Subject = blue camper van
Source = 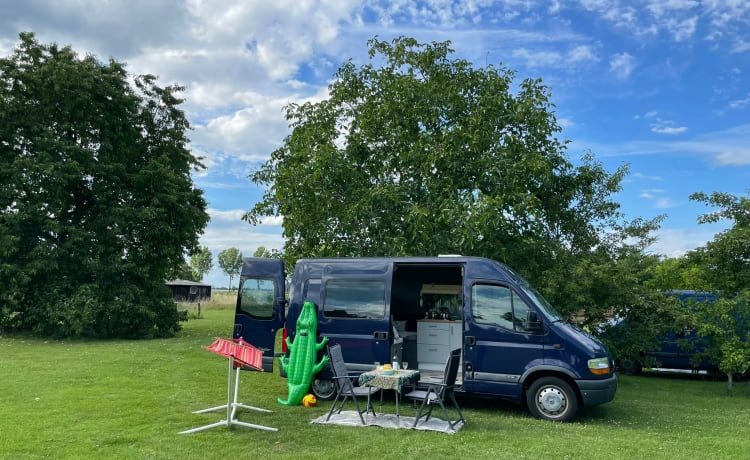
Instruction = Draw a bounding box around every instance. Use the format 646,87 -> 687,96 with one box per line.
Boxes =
610,290 -> 719,374
233,256 -> 617,422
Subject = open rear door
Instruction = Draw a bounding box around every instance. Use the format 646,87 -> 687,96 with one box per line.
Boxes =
233,257 -> 286,372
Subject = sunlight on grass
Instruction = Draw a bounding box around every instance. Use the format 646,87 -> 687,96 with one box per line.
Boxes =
2,307 -> 750,459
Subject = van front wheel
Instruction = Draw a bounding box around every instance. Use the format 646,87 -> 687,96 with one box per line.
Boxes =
311,378 -> 336,400
526,377 -> 578,422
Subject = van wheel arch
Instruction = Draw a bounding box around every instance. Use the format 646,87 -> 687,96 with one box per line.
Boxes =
524,374 -> 580,422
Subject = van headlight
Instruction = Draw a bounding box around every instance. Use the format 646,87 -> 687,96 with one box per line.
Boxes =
588,357 -> 611,375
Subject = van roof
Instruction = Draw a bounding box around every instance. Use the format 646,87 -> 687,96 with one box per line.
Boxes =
296,255 -> 491,264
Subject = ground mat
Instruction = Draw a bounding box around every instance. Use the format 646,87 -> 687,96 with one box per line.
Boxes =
310,410 -> 464,433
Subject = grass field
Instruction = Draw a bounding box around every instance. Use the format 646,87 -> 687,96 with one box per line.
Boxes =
2,301 -> 750,459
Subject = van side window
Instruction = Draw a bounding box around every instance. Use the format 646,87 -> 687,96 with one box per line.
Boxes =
239,278 -> 275,319
323,279 -> 386,319
304,279 -> 321,306
472,284 -> 532,332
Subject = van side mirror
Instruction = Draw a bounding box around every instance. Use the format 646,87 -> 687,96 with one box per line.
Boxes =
525,311 -> 542,333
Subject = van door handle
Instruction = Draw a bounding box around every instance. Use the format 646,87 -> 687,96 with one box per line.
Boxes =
374,331 -> 388,340
465,336 -> 476,346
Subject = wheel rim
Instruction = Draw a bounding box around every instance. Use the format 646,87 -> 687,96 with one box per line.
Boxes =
536,386 -> 567,417
311,378 -> 335,400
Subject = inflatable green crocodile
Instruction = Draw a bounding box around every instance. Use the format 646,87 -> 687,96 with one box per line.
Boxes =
278,301 -> 329,405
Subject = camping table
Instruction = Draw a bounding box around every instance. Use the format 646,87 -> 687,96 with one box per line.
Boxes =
358,369 -> 420,419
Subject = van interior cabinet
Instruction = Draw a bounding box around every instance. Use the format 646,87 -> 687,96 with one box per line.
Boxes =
417,320 -> 462,371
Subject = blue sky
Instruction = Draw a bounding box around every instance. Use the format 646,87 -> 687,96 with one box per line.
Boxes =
2,1 -> 749,288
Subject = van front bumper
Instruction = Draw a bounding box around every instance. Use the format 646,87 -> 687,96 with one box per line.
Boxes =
575,374 -> 618,407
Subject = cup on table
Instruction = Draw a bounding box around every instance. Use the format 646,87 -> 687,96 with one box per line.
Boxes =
374,361 -> 380,370
402,361 -> 409,370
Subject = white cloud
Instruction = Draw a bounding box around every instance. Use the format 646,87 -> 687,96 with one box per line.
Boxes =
666,15 -> 699,42
638,188 -> 679,209
714,149 -> 750,166
644,114 -> 688,135
197,104 -> 288,159
632,172 -> 664,181
189,84 -> 333,169
198,207 -> 285,287
703,0 -> 750,29
609,52 -> 636,79
639,188 -> 665,199
3,0 -> 750,279
575,0 -> 748,44
731,39 -> 750,54
572,123 -> 750,166
201,208 -> 284,253
558,117 -> 575,129
645,0 -> 699,17
651,124 -> 688,135
548,0 -> 562,15
568,44 -> 598,63
653,197 -> 680,209
509,44 -> 598,71
0,37 -> 15,56
728,94 -> 750,110
647,227 -> 723,258
511,48 -> 562,67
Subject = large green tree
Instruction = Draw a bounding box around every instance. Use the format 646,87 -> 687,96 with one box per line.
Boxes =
688,191 -> 750,293
217,247 -> 243,289
245,36 -> 657,321
605,192 -> 750,381
687,192 -> 750,386
0,33 -> 209,339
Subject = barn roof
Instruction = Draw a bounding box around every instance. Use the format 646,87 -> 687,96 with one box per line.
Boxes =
165,279 -> 211,287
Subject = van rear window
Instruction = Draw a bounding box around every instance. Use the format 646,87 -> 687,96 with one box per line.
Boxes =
323,279 -> 386,319
238,278 -> 275,319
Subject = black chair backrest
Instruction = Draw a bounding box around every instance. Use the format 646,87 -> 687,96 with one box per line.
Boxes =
328,344 -> 353,393
442,348 -> 461,393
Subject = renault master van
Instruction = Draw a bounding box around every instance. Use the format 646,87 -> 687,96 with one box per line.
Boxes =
233,256 -> 617,422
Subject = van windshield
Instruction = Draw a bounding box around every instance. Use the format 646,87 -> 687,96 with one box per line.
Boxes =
500,262 -> 563,322
520,284 -> 562,322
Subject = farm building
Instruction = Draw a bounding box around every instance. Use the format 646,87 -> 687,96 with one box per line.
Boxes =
166,280 -> 211,302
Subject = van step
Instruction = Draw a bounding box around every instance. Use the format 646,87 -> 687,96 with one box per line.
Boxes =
417,368 -> 463,386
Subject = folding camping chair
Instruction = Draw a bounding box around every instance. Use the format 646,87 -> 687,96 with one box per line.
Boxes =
404,348 -> 465,430
326,344 -> 379,425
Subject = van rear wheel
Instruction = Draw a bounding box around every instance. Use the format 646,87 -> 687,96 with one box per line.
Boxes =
526,376 -> 578,422
311,378 -> 336,400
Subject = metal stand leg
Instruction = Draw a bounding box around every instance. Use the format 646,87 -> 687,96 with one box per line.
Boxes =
180,355 -> 277,434
395,390 -> 400,420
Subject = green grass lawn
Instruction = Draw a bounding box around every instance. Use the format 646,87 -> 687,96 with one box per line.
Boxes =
2,307 -> 750,459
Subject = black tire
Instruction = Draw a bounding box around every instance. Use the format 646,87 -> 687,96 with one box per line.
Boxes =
617,357 -> 643,375
311,378 -> 336,400
526,376 -> 579,422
